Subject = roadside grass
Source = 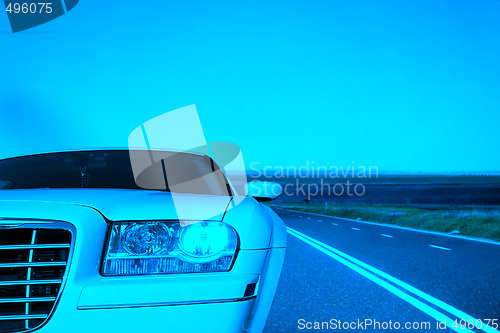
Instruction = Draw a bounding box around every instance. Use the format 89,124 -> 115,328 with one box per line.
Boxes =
266,202 -> 500,242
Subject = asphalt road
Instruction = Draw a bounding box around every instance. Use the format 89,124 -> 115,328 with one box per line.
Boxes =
264,209 -> 500,333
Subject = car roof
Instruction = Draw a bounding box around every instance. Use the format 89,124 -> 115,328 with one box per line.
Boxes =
0,147 -> 206,161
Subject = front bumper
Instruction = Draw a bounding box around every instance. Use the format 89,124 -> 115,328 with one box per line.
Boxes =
43,298 -> 257,332
42,250 -> 272,333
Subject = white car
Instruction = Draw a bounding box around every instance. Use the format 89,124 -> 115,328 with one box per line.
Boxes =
0,149 -> 286,333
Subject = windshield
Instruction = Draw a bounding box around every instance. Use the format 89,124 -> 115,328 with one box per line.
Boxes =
0,150 -> 231,196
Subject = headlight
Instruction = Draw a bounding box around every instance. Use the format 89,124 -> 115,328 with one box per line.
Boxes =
102,221 -> 238,276
122,222 -> 174,255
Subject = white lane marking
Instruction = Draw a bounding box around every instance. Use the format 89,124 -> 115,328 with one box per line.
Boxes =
287,227 -> 494,333
380,234 -> 394,238
318,220 -> 322,222
298,216 -> 302,218
307,217 -> 311,220
351,227 -> 360,231
277,208 -> 500,247
428,245 -> 451,251
331,223 -> 338,226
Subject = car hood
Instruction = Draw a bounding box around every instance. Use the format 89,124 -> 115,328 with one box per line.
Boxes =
0,188 -> 232,221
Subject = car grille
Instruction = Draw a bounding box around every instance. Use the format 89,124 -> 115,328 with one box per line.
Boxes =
0,227 -> 72,333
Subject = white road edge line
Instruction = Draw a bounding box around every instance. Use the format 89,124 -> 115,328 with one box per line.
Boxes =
380,234 -> 394,238
428,245 -> 451,251
331,223 -> 338,226
275,208 -> 500,246
287,227 -> 497,333
351,227 -> 360,231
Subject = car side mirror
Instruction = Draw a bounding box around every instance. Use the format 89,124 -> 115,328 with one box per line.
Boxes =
246,181 -> 282,202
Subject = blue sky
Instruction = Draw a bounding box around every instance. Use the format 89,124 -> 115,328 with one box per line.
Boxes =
1,0 -> 499,173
